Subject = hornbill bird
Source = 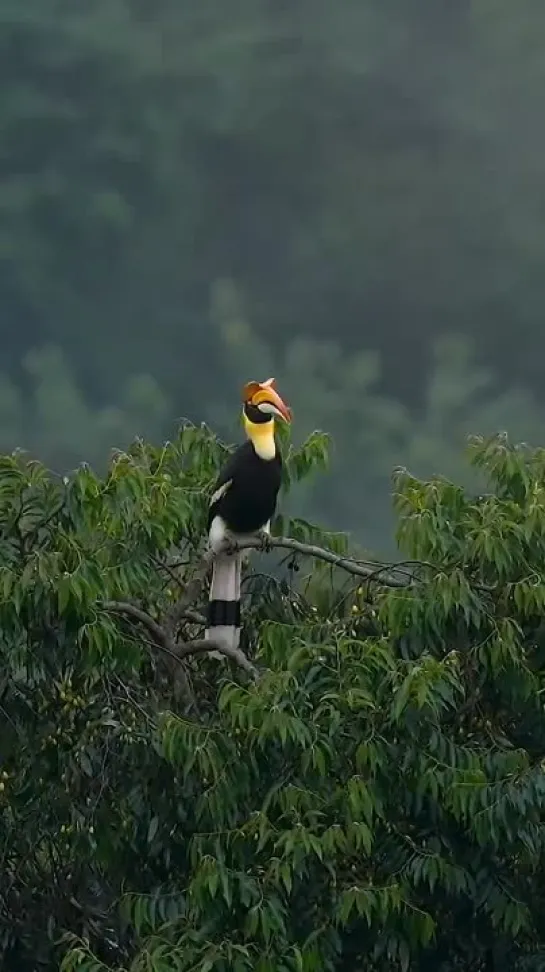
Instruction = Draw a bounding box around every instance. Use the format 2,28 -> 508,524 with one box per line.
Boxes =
205,378 -> 292,651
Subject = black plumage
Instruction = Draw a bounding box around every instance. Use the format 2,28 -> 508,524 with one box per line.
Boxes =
208,439 -> 282,535
205,382 -> 290,652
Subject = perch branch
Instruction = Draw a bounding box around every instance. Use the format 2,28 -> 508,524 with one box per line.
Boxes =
222,535 -> 411,588
103,532 -> 413,683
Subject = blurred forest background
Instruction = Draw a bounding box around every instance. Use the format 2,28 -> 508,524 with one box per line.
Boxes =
2,0 -> 545,553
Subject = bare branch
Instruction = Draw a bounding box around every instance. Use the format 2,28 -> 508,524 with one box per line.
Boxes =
178,608 -> 206,626
104,601 -> 171,651
164,554 -> 213,632
223,535 -> 411,588
103,529 -> 412,685
103,600 -> 195,705
177,638 -> 260,679
103,600 -> 258,679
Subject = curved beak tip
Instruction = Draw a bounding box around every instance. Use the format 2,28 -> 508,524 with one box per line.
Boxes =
273,395 -> 291,423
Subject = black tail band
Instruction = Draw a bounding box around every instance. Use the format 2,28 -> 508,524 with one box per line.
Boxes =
208,600 -> 241,628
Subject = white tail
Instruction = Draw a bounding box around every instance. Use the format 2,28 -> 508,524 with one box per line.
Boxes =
205,550 -> 242,654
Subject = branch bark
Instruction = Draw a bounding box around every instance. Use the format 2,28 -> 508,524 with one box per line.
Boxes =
104,532 -> 411,684
104,600 -> 259,679
224,534 -> 411,587
176,638 -> 259,678
104,601 -> 175,654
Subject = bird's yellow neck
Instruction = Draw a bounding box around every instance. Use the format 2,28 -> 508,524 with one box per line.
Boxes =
243,413 -> 276,460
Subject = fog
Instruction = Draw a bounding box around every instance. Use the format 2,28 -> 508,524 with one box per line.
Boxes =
1,0 -> 544,552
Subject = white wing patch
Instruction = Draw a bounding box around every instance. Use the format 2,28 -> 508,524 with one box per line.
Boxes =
210,479 -> 232,506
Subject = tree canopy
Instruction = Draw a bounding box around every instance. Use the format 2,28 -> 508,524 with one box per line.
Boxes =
2,426 -> 545,971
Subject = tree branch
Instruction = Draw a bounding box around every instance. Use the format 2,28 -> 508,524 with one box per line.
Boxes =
103,601 -> 258,679
176,638 -> 259,678
223,534 -> 411,587
103,531 -> 412,684
104,601 -> 172,652
178,607 -> 207,626
164,554 -> 212,632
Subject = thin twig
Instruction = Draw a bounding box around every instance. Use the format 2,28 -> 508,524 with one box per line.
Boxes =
151,553 -> 185,593
103,600 -> 195,704
164,553 -> 213,632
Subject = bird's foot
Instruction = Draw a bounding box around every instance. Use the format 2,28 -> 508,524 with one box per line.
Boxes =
257,528 -> 273,553
222,531 -> 239,556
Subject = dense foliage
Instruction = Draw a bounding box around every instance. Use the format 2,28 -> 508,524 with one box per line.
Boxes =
2,427 -> 545,971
